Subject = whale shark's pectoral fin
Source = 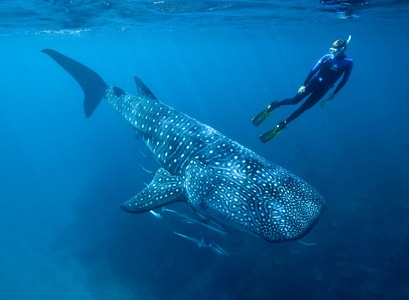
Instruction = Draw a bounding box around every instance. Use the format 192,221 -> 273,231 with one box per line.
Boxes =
121,168 -> 185,213
133,76 -> 158,103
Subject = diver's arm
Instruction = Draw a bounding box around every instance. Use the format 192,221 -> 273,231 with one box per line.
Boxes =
320,92 -> 335,107
321,73 -> 348,106
303,58 -> 323,85
332,69 -> 351,95
303,70 -> 316,86
299,68 -> 318,94
323,71 -> 350,105
321,61 -> 353,107
320,74 -> 348,107
298,71 -> 315,94
300,54 -> 329,92
333,59 -> 353,95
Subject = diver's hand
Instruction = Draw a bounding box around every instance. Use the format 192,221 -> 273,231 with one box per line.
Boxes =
320,93 -> 335,108
297,86 -> 306,94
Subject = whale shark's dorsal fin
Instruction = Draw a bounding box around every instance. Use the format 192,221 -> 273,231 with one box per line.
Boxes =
133,76 -> 158,103
121,168 -> 185,213
42,49 -> 108,118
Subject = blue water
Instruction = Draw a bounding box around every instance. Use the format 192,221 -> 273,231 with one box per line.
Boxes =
1,1 -> 409,299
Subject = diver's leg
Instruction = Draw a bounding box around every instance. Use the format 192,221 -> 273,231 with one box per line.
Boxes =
277,92 -> 306,106
284,89 -> 328,124
252,92 -> 307,127
259,88 -> 328,143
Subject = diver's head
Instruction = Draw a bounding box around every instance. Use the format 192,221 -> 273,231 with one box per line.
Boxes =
329,39 -> 347,58
329,35 -> 351,58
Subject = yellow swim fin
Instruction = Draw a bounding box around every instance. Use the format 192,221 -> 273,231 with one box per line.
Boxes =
259,121 -> 286,144
251,101 -> 279,127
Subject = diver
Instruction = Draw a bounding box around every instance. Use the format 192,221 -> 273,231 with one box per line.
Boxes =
252,36 -> 353,143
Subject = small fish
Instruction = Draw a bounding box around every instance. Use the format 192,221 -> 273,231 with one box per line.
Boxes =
140,165 -> 154,174
297,240 -> 317,246
135,148 -> 151,159
208,241 -> 229,256
173,231 -> 229,256
149,210 -> 163,219
162,207 -> 229,236
174,231 -> 207,248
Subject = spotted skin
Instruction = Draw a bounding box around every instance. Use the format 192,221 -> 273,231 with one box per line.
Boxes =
106,82 -> 325,242
43,50 -> 325,242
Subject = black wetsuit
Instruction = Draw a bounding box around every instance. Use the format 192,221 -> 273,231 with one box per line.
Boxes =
278,53 -> 353,124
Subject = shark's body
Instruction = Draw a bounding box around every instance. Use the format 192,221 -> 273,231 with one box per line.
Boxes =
43,49 -> 325,242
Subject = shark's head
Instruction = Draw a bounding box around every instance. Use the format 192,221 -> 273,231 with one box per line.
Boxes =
185,155 -> 325,243
253,167 -> 325,242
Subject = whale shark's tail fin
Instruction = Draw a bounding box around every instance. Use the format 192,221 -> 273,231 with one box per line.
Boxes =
42,49 -> 108,118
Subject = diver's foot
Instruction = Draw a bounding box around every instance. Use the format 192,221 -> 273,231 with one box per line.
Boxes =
259,120 -> 287,144
267,101 -> 279,113
251,101 -> 279,127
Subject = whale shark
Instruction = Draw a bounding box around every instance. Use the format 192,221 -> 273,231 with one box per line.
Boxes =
42,49 -> 325,242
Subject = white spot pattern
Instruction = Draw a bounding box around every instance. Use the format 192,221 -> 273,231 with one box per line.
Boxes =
105,85 -> 325,242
